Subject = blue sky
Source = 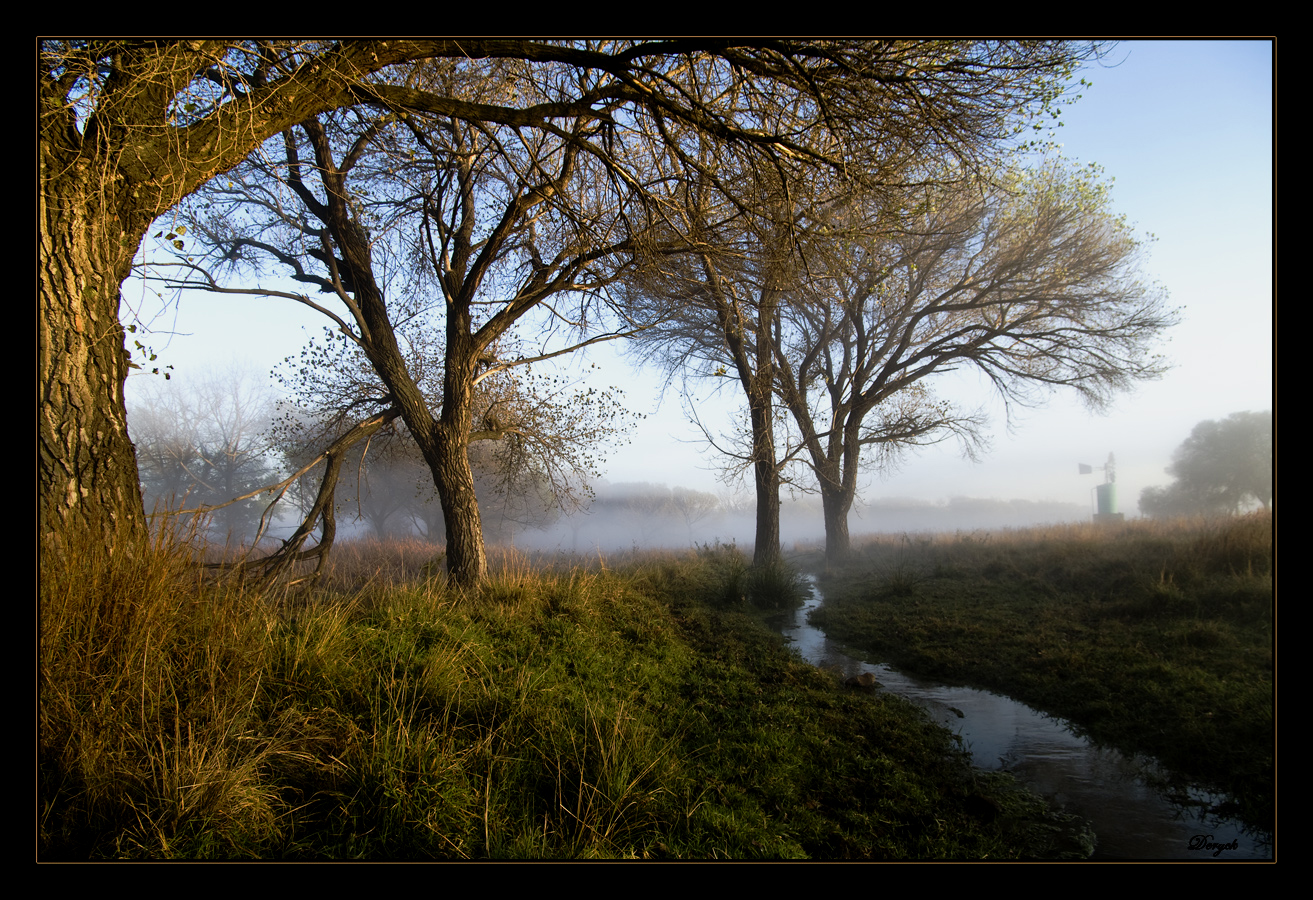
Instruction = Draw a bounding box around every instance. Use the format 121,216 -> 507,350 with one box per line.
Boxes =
122,40 -> 1275,518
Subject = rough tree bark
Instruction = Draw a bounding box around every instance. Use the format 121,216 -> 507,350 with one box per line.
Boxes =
433,333 -> 487,584
37,39 -> 572,557
39,144 -> 151,549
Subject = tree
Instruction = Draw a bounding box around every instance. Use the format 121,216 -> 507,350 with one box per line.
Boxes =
162,81 -> 640,583
41,39 -> 1103,573
670,487 -> 722,544
1140,411 -> 1272,517
624,160 -> 802,566
624,36 -> 1105,569
41,40 -> 456,552
773,160 -> 1178,562
127,364 -> 277,542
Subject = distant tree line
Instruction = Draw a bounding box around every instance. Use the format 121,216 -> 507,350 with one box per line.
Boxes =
129,365 -> 567,547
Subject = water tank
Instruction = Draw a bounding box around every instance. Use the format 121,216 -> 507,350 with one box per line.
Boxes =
1093,482 -> 1125,524
1096,482 -> 1117,516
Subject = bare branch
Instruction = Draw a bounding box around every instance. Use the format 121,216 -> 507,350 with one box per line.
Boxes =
225,408 -> 400,587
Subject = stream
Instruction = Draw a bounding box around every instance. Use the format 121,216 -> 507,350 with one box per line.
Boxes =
772,576 -> 1272,860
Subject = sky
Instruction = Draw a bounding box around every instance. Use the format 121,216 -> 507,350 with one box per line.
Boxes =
120,40 -> 1274,521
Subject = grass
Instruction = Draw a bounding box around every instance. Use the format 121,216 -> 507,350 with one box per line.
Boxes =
41,530 -> 1110,859
807,513 -> 1275,833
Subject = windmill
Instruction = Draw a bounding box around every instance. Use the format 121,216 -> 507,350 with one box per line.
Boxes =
1079,452 -> 1125,524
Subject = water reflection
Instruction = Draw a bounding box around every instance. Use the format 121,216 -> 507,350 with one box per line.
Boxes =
774,577 -> 1272,860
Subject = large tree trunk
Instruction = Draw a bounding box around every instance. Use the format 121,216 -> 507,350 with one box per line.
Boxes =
749,280 -> 785,570
425,335 -> 488,587
39,144 -> 150,554
37,41 -> 430,562
430,426 -> 487,586
708,261 -> 784,571
821,486 -> 854,564
353,336 -> 489,588
819,429 -> 862,565
749,398 -> 782,569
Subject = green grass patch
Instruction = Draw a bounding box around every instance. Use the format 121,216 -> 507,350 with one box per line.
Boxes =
41,534 -> 1094,859
809,514 -> 1274,832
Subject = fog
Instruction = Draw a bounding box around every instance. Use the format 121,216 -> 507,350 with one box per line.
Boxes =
478,487 -> 1094,556
173,475 -> 1092,555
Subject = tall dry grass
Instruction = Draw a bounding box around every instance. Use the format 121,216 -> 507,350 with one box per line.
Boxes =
38,530 -> 693,858
39,528 -> 325,857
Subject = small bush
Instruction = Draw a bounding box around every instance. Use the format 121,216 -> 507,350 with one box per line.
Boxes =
746,559 -> 806,610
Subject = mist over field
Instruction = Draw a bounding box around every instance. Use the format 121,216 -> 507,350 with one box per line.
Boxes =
218,480 -> 1091,556
497,489 -> 1092,555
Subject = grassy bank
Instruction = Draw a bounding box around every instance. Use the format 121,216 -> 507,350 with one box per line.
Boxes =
40,535 -> 1088,859
808,514 -> 1274,832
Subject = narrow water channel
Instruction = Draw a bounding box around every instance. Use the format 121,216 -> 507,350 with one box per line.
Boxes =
773,576 -> 1272,860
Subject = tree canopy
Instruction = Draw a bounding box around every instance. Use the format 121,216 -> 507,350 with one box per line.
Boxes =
158,70 -> 645,583
625,151 -> 1175,564
1140,411 -> 1273,517
772,160 -> 1177,560
40,39 -> 1106,582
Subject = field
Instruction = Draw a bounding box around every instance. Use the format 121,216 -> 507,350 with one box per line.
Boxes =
806,513 -> 1274,832
38,515 -> 1272,859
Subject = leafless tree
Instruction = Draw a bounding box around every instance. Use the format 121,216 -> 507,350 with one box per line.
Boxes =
670,487 -> 722,544
616,44 -> 1108,569
772,161 -> 1179,561
127,364 -> 278,543
623,162 -> 809,567
159,71 -> 641,584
